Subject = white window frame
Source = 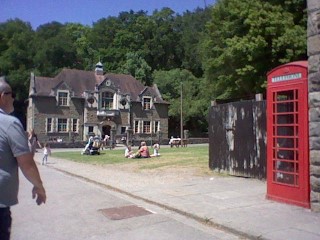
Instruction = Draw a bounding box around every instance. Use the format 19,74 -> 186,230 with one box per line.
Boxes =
143,121 -> 151,133
52,118 -> 56,132
134,120 -> 140,134
142,96 -> 152,110
72,118 -> 78,133
46,118 -> 53,133
88,126 -> 94,134
57,118 -> 68,133
57,90 -> 69,106
154,121 -> 160,133
101,91 -> 114,110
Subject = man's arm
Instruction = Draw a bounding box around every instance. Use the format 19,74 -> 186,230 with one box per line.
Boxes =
16,152 -> 46,205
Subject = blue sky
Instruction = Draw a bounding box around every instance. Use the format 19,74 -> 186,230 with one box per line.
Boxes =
0,0 -> 215,29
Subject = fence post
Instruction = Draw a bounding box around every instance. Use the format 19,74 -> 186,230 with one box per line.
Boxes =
211,100 -> 217,106
255,93 -> 263,101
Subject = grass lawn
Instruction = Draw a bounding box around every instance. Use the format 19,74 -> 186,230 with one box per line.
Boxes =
52,145 -> 214,175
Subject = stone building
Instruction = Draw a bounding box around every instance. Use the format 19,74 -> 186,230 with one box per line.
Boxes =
26,62 -> 169,144
308,0 -> 320,211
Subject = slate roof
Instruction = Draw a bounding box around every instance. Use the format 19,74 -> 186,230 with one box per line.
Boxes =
30,68 -> 167,103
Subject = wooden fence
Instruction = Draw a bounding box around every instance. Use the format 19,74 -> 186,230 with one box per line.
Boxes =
208,100 -> 267,179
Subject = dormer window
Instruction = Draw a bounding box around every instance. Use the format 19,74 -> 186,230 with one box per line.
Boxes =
142,97 -> 152,110
57,91 -> 69,106
101,92 -> 113,110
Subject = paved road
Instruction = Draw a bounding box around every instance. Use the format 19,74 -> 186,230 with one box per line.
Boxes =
11,163 -> 242,240
11,147 -> 320,240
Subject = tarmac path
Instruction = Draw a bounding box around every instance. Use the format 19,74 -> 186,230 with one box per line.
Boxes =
11,153 -> 244,240
11,147 -> 320,240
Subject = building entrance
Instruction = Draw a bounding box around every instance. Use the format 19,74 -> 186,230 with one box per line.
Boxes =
102,125 -> 111,138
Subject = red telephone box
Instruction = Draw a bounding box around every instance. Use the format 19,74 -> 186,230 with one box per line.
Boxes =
266,61 -> 310,208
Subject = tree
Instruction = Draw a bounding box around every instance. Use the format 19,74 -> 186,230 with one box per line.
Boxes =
121,52 -> 152,85
0,19 -> 35,100
148,8 -> 181,70
201,0 -> 307,100
90,11 -> 151,73
153,69 -> 207,136
174,8 -> 212,77
33,22 -> 78,76
65,23 -> 96,70
0,2 -> 307,136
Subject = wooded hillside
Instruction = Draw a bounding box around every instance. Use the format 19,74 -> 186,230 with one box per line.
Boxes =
0,0 -> 307,136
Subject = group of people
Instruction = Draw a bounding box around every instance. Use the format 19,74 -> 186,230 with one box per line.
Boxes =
125,141 -> 160,158
82,135 -> 161,159
0,79 -> 46,240
81,134 -> 111,155
1,76 -> 162,239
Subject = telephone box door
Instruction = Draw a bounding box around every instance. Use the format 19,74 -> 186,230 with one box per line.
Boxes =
266,61 -> 310,208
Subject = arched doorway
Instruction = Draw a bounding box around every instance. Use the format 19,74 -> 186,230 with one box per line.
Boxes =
102,125 -> 111,138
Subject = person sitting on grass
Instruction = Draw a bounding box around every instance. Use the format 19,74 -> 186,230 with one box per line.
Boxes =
124,145 -> 134,158
130,141 -> 150,158
150,141 -> 160,157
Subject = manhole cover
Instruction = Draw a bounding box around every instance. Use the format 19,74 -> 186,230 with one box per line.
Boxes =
99,205 -> 152,220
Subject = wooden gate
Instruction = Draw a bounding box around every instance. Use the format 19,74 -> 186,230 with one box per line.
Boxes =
208,100 -> 267,179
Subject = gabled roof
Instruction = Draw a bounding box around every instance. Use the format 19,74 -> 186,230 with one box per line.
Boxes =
30,68 -> 167,104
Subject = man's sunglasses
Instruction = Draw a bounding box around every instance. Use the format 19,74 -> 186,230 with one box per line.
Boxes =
3,92 -> 16,98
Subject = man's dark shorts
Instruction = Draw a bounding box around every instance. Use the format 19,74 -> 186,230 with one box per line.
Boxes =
0,207 -> 11,240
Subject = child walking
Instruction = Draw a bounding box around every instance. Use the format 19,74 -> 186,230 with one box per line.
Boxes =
42,143 -> 51,165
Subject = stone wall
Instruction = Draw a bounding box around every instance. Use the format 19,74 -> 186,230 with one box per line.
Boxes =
29,97 -> 84,143
131,102 -> 169,140
308,0 -> 320,211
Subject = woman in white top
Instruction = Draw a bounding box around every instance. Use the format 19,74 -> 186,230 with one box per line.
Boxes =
151,142 -> 160,157
125,145 -> 133,158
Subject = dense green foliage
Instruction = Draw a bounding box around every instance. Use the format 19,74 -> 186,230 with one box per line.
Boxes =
0,0 -> 306,135
201,0 -> 307,100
